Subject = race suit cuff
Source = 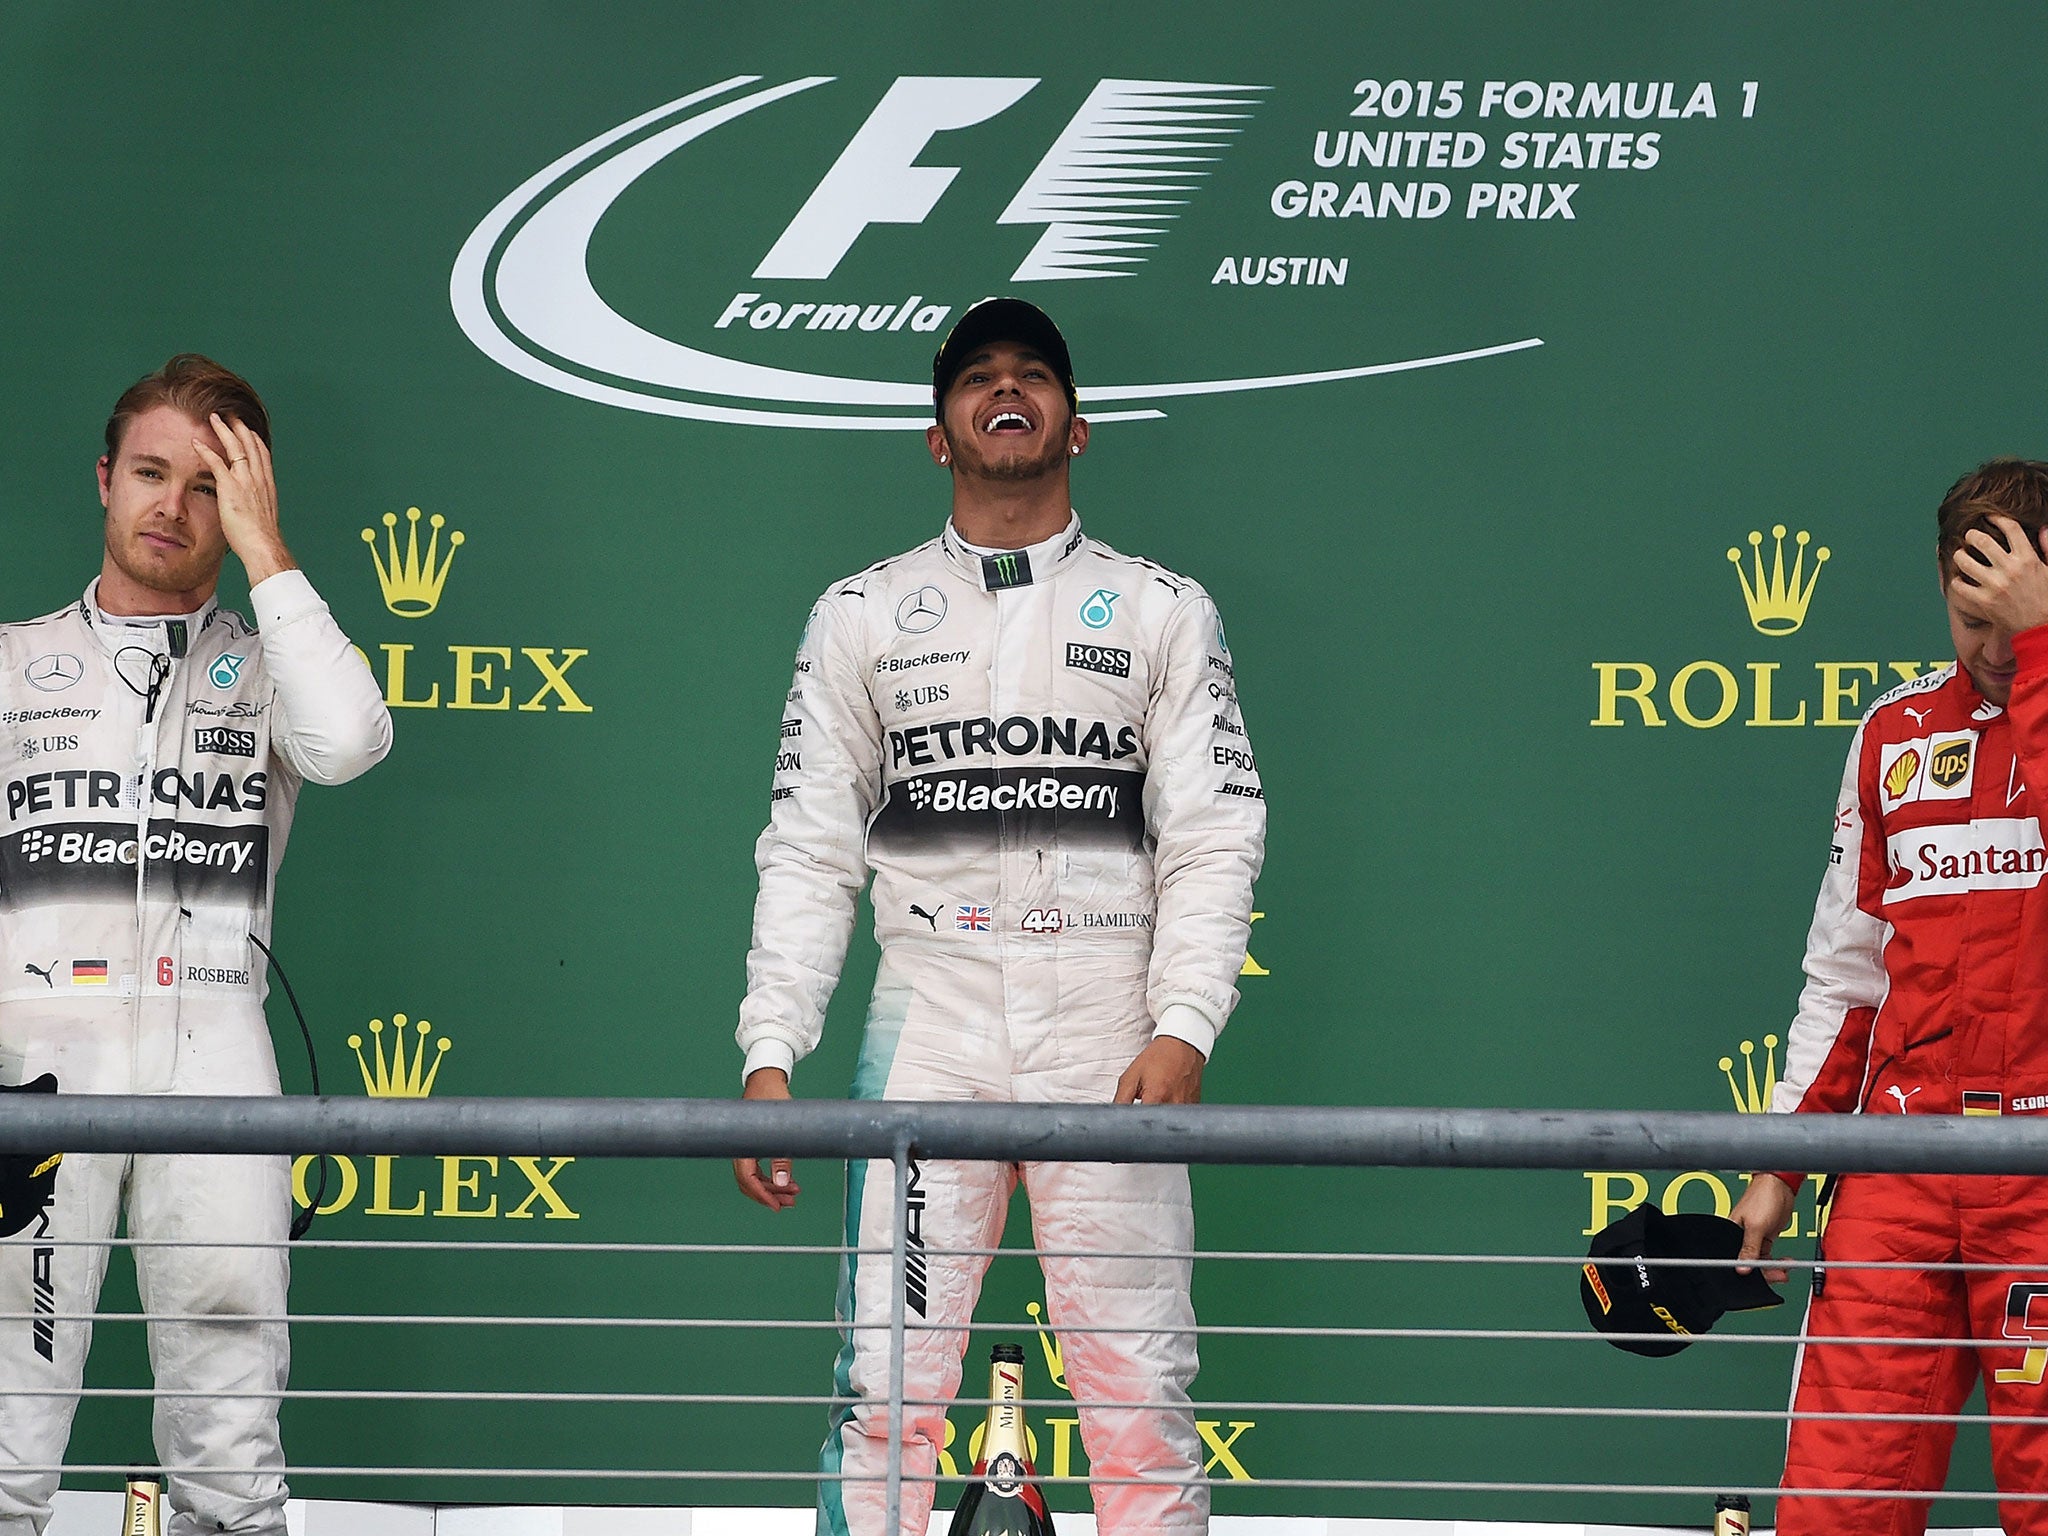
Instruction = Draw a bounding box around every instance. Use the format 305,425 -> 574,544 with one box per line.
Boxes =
1153,1003 -> 1218,1059
2013,624 -> 2048,673
250,569 -> 322,629
1767,1171 -> 1803,1194
741,1038 -> 797,1085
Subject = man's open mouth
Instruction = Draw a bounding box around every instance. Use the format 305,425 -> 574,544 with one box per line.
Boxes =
983,410 -> 1034,435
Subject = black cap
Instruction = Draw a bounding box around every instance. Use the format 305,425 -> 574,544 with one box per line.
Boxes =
1579,1204 -> 1782,1358
990,1343 -> 1025,1364
931,298 -> 1076,417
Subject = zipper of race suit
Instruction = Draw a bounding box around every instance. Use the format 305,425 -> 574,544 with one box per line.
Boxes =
134,645 -> 174,1024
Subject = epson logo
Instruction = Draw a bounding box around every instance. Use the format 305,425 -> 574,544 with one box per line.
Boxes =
1213,745 -> 1257,772
888,716 -> 1139,770
195,727 -> 257,758
1066,643 -> 1131,678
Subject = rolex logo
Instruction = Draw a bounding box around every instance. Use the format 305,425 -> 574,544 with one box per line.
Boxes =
350,1013 -> 453,1098
1728,526 -> 1828,636
1719,1034 -> 1779,1114
363,507 -> 465,618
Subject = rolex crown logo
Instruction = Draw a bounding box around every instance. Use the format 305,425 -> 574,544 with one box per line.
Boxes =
1719,1034 -> 1779,1114
1727,526 -> 1828,636
349,1013 -> 452,1098
1025,1300 -> 1068,1392
363,507 -> 465,618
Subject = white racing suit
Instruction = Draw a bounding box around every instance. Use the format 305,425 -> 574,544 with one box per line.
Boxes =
738,516 -> 1265,1536
0,573 -> 390,1536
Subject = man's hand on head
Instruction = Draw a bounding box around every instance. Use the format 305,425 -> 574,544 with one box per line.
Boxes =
1113,1036 -> 1206,1106
1948,515 -> 2048,634
189,413 -> 296,586
733,1067 -> 801,1211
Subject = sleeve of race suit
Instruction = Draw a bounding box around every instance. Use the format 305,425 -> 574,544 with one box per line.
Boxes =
1766,716 -> 1887,1190
735,594 -> 882,1085
1141,589 -> 1266,1059
252,570 -> 393,786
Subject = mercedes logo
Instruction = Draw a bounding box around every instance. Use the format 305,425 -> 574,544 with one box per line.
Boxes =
895,586 -> 948,635
24,654 -> 83,693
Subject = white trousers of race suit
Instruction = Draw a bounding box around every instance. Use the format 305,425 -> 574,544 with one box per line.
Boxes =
0,1003 -> 290,1536
818,942 -> 1204,1536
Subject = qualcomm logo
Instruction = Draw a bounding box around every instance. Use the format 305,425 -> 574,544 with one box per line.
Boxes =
452,74 -> 1543,430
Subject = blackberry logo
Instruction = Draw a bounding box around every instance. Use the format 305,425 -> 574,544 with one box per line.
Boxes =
20,831 -> 55,862
906,780 -> 934,809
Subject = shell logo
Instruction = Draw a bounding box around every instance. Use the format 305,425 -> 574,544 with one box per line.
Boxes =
1885,748 -> 1922,801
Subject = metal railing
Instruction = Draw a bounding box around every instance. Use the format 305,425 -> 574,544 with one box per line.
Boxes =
6,1096 -> 2048,1530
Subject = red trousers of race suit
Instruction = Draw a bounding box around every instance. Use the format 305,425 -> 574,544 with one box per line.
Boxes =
1778,1160 -> 2048,1534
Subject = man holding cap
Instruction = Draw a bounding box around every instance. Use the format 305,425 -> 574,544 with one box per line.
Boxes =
1730,459 -> 2048,1533
733,299 -> 1265,1535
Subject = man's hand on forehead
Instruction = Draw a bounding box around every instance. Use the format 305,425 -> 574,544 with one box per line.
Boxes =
1948,514 -> 2048,632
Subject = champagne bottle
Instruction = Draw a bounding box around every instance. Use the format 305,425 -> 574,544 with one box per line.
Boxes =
121,1473 -> 164,1536
946,1344 -> 1056,1536
1712,1493 -> 1751,1535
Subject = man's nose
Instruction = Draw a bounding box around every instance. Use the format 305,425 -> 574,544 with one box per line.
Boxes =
1988,631 -> 2017,668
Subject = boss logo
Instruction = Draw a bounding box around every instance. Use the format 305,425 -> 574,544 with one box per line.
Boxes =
1065,643 -> 1131,678
195,727 -> 258,758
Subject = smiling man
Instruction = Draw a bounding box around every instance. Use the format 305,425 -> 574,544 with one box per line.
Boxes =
733,299 -> 1265,1535
1731,458 -> 2048,1534
0,355 -> 390,1536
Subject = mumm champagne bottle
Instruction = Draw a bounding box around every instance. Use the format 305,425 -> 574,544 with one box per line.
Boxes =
1712,1493 -> 1751,1535
946,1344 -> 1056,1536
121,1473 -> 164,1536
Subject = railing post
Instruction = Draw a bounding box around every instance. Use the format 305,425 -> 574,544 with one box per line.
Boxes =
886,1134 -> 911,1535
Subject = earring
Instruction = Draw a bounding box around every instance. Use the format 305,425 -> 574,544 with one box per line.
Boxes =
939,453 -> 949,464
1070,445 -> 1080,455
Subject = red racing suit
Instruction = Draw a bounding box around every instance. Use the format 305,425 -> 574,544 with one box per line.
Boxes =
1770,629 -> 2048,1534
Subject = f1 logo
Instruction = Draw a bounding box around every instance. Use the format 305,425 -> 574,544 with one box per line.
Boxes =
754,77 -> 1265,283
1996,1282 -> 2048,1385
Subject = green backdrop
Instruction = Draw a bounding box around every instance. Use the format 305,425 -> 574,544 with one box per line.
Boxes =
2,3 -> 2039,1525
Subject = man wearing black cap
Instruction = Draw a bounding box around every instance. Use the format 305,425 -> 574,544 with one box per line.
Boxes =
733,298 -> 1265,1535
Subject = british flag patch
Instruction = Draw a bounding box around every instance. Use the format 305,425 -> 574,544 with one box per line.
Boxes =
955,905 -> 992,932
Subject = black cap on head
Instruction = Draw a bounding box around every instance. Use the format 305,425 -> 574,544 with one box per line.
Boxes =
932,298 -> 1076,418
1579,1204 -> 1782,1358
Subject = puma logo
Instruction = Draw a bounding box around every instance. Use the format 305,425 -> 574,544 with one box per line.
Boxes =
22,962 -> 53,989
1905,706 -> 1932,726
1885,1084 -> 1923,1112
908,904 -> 940,931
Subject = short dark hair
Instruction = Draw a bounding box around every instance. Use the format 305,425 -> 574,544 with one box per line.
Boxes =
1936,457 -> 2048,574
104,354 -> 270,463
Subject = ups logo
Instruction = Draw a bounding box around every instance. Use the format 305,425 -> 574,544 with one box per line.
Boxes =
1930,738 -> 1973,789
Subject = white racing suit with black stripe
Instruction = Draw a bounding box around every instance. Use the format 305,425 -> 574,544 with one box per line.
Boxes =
737,515 -> 1265,1536
0,573 -> 390,1536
